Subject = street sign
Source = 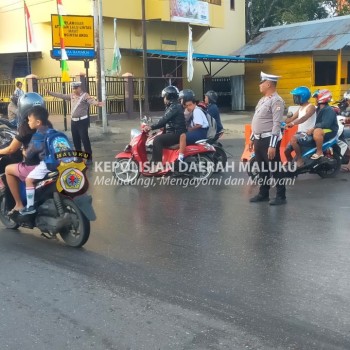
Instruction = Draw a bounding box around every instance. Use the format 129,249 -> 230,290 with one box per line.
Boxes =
51,48 -> 96,60
51,15 -> 94,49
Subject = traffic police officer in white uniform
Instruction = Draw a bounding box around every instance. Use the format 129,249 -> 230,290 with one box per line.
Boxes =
249,72 -> 287,205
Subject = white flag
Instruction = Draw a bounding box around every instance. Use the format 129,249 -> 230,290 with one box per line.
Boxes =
111,18 -> 122,75
187,26 -> 194,82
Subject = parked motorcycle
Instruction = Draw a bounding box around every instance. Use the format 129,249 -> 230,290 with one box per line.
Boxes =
0,172 -> 96,248
115,121 -> 216,185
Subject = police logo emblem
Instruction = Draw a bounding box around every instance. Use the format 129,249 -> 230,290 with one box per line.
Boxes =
56,161 -> 88,196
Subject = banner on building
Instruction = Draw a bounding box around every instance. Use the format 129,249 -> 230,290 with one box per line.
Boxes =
170,0 -> 209,25
187,26 -> 194,82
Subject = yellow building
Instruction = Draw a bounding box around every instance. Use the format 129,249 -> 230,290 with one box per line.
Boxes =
0,0 -> 249,109
234,16 -> 350,109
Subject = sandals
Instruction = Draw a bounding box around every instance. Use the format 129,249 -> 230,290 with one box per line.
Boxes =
341,166 -> 350,173
310,153 -> 324,160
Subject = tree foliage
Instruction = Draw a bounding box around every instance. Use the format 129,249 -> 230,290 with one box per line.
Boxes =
245,0 -> 338,41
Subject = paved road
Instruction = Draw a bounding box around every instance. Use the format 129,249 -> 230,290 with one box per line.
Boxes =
0,117 -> 349,349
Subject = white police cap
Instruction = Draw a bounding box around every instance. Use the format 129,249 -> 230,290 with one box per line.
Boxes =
71,81 -> 82,88
260,71 -> 281,82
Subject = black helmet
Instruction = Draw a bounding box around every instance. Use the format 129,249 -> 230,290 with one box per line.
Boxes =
161,86 -> 179,101
18,92 -> 45,122
205,90 -> 218,103
179,89 -> 195,103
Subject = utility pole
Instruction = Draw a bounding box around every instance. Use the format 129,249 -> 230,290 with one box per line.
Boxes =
93,0 -> 101,120
141,0 -> 150,113
93,0 -> 108,132
97,0 -> 108,132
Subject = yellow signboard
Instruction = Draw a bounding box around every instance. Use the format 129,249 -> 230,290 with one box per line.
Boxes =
51,15 -> 94,49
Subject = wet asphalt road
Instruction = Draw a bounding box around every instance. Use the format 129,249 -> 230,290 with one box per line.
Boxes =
0,129 -> 350,350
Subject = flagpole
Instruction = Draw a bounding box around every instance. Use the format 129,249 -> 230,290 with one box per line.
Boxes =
56,0 -> 68,131
97,0 -> 108,133
23,1 -> 31,75
141,0 -> 149,113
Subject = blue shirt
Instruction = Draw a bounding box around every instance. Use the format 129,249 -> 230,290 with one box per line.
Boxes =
207,103 -> 223,132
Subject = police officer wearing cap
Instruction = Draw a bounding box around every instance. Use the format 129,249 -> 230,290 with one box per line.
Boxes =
47,82 -> 103,165
249,72 -> 287,205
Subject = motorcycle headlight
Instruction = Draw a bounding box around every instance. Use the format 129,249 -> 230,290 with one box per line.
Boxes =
130,128 -> 141,141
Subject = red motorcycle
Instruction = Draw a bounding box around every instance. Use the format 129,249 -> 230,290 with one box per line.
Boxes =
114,124 -> 216,185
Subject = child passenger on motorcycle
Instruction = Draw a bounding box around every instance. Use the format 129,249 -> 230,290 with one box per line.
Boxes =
177,98 -> 209,162
6,106 -> 51,215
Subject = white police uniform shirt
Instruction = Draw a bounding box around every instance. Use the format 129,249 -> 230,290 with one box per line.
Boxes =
251,92 -> 285,147
190,106 -> 209,128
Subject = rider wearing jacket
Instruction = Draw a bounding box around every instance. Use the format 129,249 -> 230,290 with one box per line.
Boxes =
147,86 -> 186,171
204,90 -> 223,133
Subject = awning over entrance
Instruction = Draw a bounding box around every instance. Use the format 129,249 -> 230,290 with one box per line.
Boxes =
123,49 -> 262,76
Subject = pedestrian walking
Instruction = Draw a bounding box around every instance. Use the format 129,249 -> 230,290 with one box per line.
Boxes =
47,81 -> 103,165
249,72 -> 287,205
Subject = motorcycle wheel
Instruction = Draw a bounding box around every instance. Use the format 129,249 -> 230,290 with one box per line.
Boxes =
187,154 -> 214,181
59,198 -> 90,248
317,152 -> 341,178
247,156 -> 259,180
0,194 -> 19,229
113,158 -> 140,185
213,146 -> 227,172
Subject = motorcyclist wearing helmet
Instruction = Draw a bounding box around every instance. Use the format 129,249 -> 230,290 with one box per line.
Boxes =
144,86 -> 186,172
6,106 -> 51,215
179,89 -> 195,125
177,97 -> 209,162
284,86 -> 316,162
204,90 -> 223,133
0,93 -> 48,189
179,89 -> 195,107
292,89 -> 338,167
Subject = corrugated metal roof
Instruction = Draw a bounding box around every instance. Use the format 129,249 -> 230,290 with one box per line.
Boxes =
233,15 -> 350,56
129,49 -> 262,62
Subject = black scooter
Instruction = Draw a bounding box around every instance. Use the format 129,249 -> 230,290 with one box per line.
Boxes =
0,172 -> 96,248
